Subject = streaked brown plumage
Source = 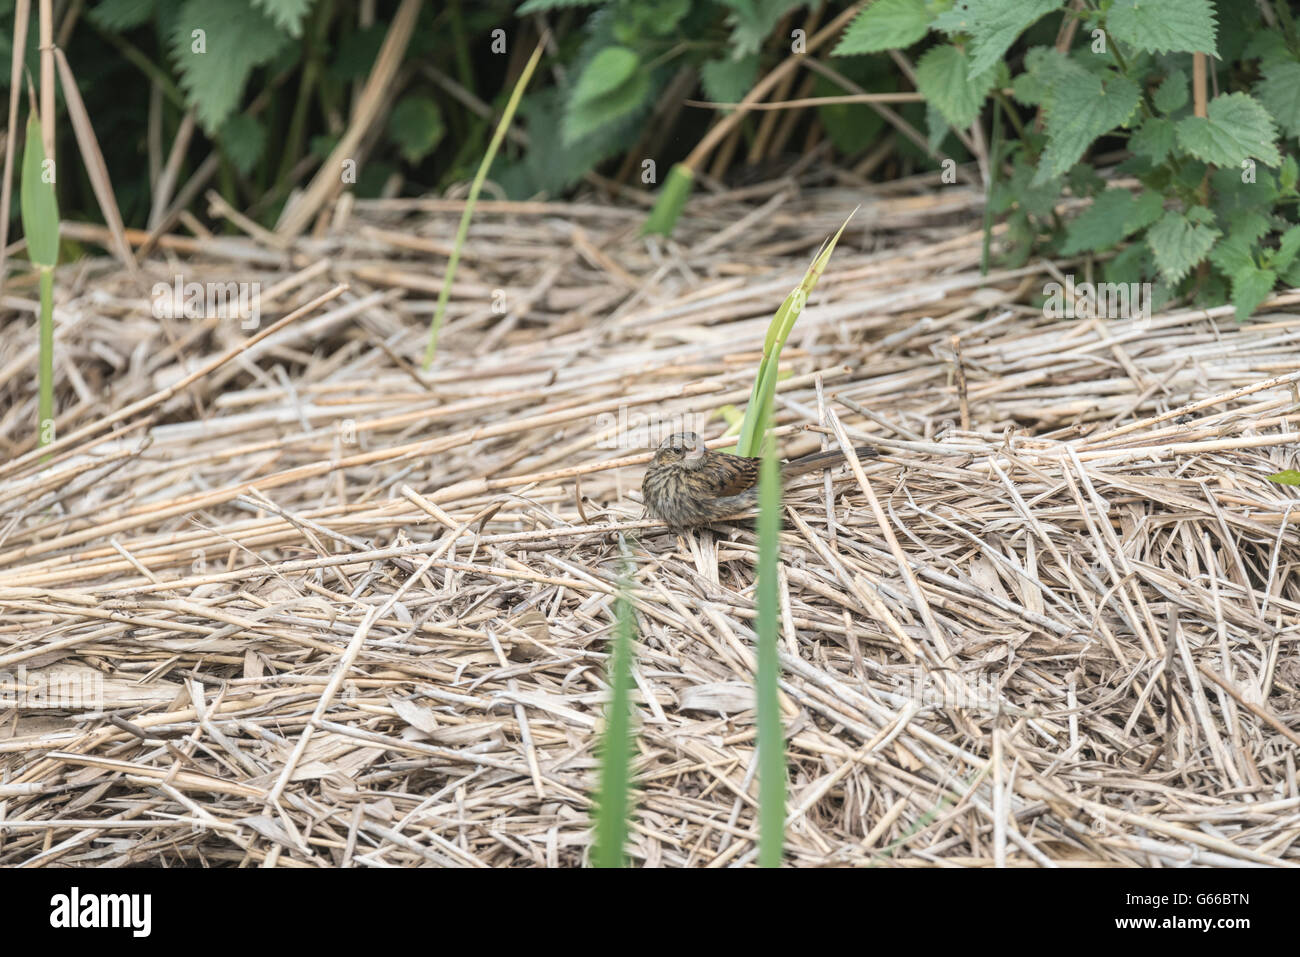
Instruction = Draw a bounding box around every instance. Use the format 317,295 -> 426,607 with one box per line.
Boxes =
641,431 -> 875,527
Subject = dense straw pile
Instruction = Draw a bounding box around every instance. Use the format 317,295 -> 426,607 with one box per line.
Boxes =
1,171 -> 1298,866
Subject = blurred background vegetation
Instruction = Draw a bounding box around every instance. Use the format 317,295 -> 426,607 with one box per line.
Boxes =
5,0 -> 1300,316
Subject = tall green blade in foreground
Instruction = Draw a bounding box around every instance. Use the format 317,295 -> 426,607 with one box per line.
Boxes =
591,545 -> 639,867
754,391 -> 785,867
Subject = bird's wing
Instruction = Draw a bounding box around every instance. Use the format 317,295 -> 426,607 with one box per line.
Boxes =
704,454 -> 761,497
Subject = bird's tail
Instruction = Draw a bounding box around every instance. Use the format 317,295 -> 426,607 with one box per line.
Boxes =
780,444 -> 876,478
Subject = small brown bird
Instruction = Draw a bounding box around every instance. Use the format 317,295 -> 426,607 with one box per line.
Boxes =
642,431 -> 875,527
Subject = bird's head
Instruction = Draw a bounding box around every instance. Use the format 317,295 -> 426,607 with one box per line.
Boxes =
652,431 -> 707,467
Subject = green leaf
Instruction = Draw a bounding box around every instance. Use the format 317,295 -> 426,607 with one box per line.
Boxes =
1062,189 -> 1137,255
1272,225 -> 1300,272
1105,241 -> 1151,284
1152,69 -> 1189,115
1106,0 -> 1217,55
1256,60 -> 1300,139
572,46 -> 640,105
1062,188 -> 1164,255
1127,190 -> 1165,232
1209,231 -> 1256,277
931,0 -> 1058,77
89,0 -> 159,30
1227,209 -> 1272,242
1146,209 -> 1219,284
721,0 -> 804,56
1230,265 -> 1276,318
1267,469 -> 1300,485
1130,116 -> 1175,163
701,54 -> 760,106
1036,69 -> 1141,184
170,0 -> 291,133
327,23 -> 386,83
218,113 -> 266,177
388,96 -> 446,165
1281,155 -> 1299,193
563,72 -> 650,144
498,88 -> 636,198
820,72 -> 887,153
1176,92 -> 1281,167
20,113 -> 60,268
1244,30 -> 1291,66
250,0 -> 312,37
834,0 -> 931,55
915,44 -> 995,129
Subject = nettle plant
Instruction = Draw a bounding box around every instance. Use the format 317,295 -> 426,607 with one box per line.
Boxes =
837,0 -> 1300,318
523,0 -> 1300,319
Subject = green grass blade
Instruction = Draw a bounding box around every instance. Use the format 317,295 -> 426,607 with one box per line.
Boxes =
591,547 -> 639,867
20,113 -> 59,268
641,163 -> 695,236
422,35 -> 547,369
37,268 -> 53,447
755,393 -> 785,867
21,112 -> 60,452
735,210 -> 855,457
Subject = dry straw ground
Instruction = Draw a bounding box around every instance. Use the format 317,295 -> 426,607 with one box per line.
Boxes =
1,171 -> 1299,866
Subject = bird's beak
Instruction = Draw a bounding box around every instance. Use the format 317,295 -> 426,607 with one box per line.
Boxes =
684,438 -> 706,463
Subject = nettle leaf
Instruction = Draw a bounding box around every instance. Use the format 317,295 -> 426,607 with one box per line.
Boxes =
1268,469 -> 1300,486
1176,92 -> 1281,167
1243,29 -> 1292,66
1128,191 -> 1165,232
328,23 -> 386,83
1227,209 -> 1272,242
218,112 -> 266,177
563,45 -> 650,144
1152,69 -> 1189,115
1256,60 -> 1300,140
389,96 -> 446,165
1106,0 -> 1217,55
930,0 -> 1058,78
819,73 -> 888,153
1130,116 -> 1175,162
1062,189 -> 1135,255
171,0 -> 291,134
1062,188 -> 1164,255
90,0 -> 159,31
1271,224 -> 1300,272
250,0 -> 312,38
721,0 -> 805,57
1105,241 -> 1150,284
1036,68 -> 1140,184
915,44 -> 995,129
1209,231 -> 1256,276
572,46 -> 640,104
496,88 -> 637,197
1281,156 -> 1299,193
701,54 -> 760,106
1147,208 -> 1220,284
834,0 -> 931,55
1230,265 -> 1276,318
